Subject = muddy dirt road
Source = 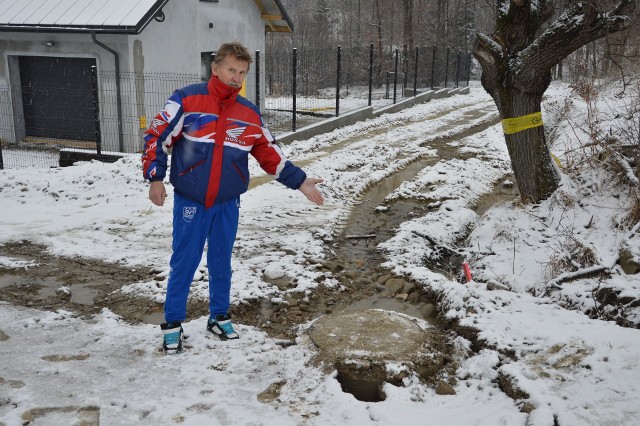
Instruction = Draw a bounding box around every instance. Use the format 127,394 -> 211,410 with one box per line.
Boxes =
0,99 -> 513,341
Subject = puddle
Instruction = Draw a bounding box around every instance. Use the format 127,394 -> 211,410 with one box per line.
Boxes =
21,406 -> 100,425
0,242 -> 153,321
474,177 -> 520,216
142,308 -> 165,325
0,273 -> 98,305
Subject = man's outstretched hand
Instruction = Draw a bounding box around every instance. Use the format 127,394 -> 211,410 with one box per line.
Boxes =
299,177 -> 324,206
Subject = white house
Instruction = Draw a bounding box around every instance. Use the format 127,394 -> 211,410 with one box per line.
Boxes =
0,0 -> 292,156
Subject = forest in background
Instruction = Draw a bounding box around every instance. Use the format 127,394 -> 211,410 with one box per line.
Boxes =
267,0 -> 640,83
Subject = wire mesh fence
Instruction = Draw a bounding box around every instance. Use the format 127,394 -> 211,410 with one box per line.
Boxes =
263,44 -> 472,134
0,44 -> 471,170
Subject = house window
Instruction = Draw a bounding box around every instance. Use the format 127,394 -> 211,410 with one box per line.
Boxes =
201,51 -> 215,81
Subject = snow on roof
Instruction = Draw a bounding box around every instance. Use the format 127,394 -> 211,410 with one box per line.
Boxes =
0,0 -> 169,34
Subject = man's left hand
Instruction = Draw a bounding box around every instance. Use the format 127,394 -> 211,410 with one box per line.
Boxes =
299,178 -> 324,206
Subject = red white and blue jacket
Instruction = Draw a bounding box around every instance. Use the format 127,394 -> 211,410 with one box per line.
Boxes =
142,75 -> 306,208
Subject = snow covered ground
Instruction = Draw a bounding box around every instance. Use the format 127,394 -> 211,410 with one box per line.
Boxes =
1,80 -> 639,425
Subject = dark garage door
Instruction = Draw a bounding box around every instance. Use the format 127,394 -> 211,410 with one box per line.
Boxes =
19,56 -> 97,142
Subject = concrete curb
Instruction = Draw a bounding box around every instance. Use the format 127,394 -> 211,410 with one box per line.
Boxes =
276,86 -> 470,145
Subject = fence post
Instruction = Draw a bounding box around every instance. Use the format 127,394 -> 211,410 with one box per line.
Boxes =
90,65 -> 102,156
0,139 -> 3,170
467,52 -> 472,86
255,50 -> 261,110
455,50 -> 461,88
336,45 -> 341,117
292,48 -> 297,132
430,45 -> 436,90
269,73 -> 272,96
368,43 -> 373,106
393,48 -> 399,104
444,48 -> 450,88
347,71 -> 350,97
413,46 -> 419,96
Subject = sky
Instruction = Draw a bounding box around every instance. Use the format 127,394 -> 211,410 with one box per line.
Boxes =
1,80 -> 639,426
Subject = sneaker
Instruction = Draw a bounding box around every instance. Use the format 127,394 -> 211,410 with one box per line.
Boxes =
161,321 -> 184,354
207,313 -> 239,340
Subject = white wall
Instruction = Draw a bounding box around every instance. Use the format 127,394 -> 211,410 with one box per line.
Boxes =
133,0 -> 266,76
129,0 -> 269,151
0,0 -> 272,151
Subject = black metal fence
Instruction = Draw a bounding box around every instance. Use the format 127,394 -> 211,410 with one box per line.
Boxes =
0,44 -> 471,170
263,44 -> 472,134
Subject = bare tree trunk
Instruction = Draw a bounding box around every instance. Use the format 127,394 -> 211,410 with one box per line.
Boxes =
403,0 -> 414,89
558,60 -> 563,80
436,0 -> 448,46
357,0 -> 361,38
473,0 -> 635,203
374,0 -> 384,81
592,41 -> 598,77
498,89 -> 560,202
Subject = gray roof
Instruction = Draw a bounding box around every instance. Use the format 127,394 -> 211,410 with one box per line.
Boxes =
0,0 -> 169,34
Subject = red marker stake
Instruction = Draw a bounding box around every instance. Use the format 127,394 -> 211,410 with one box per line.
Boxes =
462,262 -> 472,283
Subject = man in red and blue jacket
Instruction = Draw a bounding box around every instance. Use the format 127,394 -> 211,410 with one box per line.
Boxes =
142,42 -> 323,354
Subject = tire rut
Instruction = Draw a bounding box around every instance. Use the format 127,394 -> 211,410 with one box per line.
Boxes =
0,100 -> 512,342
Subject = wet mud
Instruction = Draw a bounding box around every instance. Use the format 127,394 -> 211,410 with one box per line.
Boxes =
0,101 -> 516,402
0,102 -> 511,342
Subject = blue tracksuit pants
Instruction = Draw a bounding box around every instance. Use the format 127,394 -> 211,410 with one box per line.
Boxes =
164,193 -> 239,323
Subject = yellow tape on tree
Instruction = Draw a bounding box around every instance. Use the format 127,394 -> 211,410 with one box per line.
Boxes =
501,111 -> 543,135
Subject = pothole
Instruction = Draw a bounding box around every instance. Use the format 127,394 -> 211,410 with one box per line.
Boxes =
308,309 -> 452,402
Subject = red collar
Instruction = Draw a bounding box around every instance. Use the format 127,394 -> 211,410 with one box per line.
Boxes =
208,75 -> 241,109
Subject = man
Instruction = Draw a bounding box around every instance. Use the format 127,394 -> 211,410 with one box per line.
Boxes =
142,42 -> 323,354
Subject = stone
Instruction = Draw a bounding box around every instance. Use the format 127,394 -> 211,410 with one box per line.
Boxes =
435,380 -> 456,395
345,270 -> 360,280
377,274 -> 392,285
257,381 -> 287,403
420,303 -> 436,319
406,291 -> 421,304
619,248 -> 640,274
285,294 -> 299,307
385,278 -> 406,295
402,281 -> 416,294
395,293 -> 409,302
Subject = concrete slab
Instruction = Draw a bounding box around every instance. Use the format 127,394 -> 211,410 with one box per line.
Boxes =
309,309 -> 428,362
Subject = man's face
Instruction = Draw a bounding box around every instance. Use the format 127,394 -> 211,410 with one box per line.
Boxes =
212,55 -> 249,88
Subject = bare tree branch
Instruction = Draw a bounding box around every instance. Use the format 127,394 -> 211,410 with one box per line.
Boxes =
514,0 -> 635,83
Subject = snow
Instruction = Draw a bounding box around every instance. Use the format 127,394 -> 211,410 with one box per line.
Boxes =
1,79 -> 639,425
